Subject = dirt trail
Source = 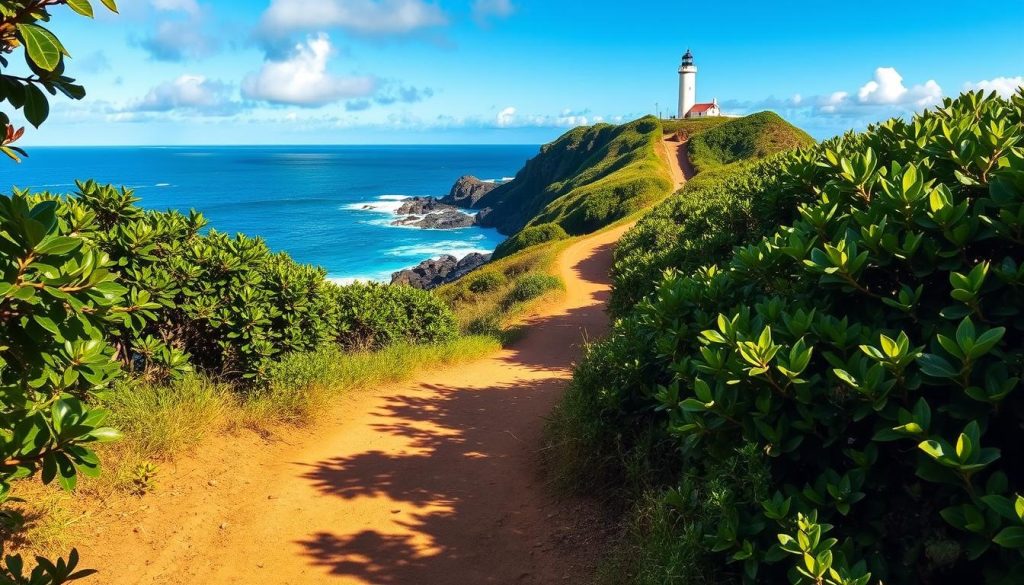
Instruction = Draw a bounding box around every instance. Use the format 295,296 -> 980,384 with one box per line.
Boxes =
80,222 -> 637,585
661,134 -> 695,189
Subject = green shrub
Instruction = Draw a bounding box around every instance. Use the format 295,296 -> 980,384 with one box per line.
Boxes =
493,223 -> 569,259
468,271 -> 507,293
557,91 -> 1024,584
501,273 -> 562,309
333,282 -> 457,350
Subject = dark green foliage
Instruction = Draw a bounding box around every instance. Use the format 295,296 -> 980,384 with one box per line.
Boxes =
501,273 -> 561,309
559,91 -> 1024,584
13,181 -> 458,384
0,191 -> 122,583
333,283 -> 457,350
493,223 -> 569,259
611,114 -> 815,314
473,116 -> 672,236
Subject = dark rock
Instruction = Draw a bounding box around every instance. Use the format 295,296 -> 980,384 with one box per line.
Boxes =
395,196 -> 455,215
391,252 -> 491,290
391,196 -> 478,229
441,175 -> 499,208
393,208 -> 477,229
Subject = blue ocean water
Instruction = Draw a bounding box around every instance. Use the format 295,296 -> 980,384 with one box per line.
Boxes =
0,146 -> 537,281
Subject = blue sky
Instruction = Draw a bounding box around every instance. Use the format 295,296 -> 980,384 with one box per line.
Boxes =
18,0 -> 1024,145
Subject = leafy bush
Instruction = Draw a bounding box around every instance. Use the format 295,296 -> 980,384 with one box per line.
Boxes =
0,192 -> 121,582
501,273 -> 561,309
467,271 -> 506,294
493,223 -> 569,259
333,283 -> 457,350
557,91 -> 1024,584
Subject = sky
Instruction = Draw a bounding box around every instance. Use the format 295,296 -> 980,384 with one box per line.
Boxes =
13,0 -> 1024,145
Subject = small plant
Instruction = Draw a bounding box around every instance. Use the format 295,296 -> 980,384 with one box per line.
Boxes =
468,271 -> 506,294
130,462 -> 159,496
501,273 -> 562,309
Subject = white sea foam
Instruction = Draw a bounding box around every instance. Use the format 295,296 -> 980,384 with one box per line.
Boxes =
385,240 -> 492,258
342,194 -> 409,214
155,183 -> 171,187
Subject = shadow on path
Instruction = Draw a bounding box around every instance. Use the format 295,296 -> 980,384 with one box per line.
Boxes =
293,235 -> 619,584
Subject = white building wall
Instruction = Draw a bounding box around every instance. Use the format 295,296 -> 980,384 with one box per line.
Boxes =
678,66 -> 696,118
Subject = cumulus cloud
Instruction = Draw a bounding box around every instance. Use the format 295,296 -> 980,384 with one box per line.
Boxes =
965,76 -> 1024,98
856,67 -> 942,107
472,0 -> 514,24
723,67 -> 943,121
496,106 -> 517,127
128,75 -> 239,116
241,34 -> 378,107
138,19 -> 220,62
259,0 -> 447,38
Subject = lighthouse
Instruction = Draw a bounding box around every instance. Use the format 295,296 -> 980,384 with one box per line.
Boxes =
678,49 -> 696,118
676,49 -> 720,119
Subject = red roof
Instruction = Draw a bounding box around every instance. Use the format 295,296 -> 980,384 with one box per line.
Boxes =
688,102 -> 718,114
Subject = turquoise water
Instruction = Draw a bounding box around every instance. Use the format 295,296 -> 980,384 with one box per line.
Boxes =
0,146 -> 537,281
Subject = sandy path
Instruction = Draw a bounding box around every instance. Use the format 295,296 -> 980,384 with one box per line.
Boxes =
80,222 -> 634,585
661,134 -> 695,189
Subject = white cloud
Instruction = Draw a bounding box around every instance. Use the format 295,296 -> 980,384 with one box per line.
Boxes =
259,0 -> 447,37
129,75 -> 238,116
241,34 -> 378,107
472,0 -> 514,23
496,106 -> 516,127
856,67 -> 941,108
151,0 -> 200,14
138,19 -> 220,61
494,107 -> 602,129
965,76 -> 1024,98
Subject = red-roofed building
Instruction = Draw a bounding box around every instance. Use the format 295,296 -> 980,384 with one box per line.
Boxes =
686,99 -> 720,118
677,50 -> 722,119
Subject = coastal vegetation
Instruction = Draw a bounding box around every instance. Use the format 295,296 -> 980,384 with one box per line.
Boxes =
545,91 -> 1024,584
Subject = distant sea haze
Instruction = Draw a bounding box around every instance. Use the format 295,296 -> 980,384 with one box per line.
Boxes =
0,145 -> 536,282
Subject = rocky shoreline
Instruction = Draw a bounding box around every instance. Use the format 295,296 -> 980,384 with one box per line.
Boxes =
388,176 -> 505,289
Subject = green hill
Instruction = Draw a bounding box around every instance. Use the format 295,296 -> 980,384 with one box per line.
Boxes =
476,116 -> 672,257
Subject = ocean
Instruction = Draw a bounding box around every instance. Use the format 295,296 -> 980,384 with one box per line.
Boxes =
0,145 -> 538,282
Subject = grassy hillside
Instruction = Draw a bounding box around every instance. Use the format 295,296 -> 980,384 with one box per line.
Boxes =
687,111 -> 814,173
545,91 -> 1024,584
611,112 -> 816,312
475,116 -> 673,257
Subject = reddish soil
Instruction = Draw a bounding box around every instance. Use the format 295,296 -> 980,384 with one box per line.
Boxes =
78,222 -> 637,584
661,134 -> 696,188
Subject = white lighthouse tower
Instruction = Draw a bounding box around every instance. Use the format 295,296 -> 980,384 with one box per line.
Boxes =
678,49 -> 697,118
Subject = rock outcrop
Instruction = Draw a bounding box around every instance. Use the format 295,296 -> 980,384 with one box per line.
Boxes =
390,196 -> 478,229
440,175 -> 499,207
395,196 -> 453,215
390,252 -> 491,289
